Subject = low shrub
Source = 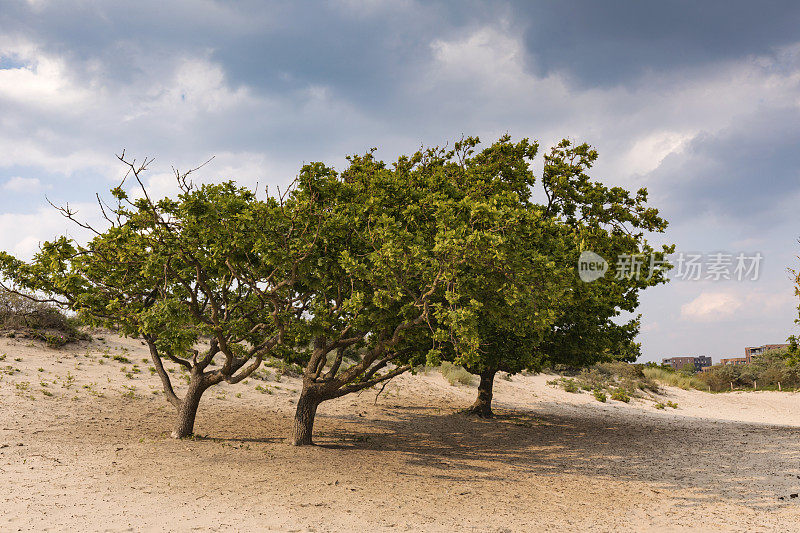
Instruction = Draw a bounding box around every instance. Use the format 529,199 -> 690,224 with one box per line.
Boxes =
549,362 -> 658,400
0,289 -> 88,347
439,362 -> 475,386
642,367 -> 705,390
547,377 -> 581,393
593,389 -> 607,402
694,351 -> 800,392
263,358 -> 303,378
610,388 -> 630,403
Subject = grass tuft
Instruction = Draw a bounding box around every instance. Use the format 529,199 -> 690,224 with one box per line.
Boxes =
643,367 -> 705,390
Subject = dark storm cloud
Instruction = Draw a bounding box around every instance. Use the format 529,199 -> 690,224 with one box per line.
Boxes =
0,0 -> 484,105
7,0 -> 799,106
652,108 -> 800,226
514,0 -> 800,87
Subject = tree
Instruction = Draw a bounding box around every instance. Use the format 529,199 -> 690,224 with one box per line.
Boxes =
282,141 -> 524,444
787,253 -> 800,366
0,155 -> 321,438
449,139 -> 672,416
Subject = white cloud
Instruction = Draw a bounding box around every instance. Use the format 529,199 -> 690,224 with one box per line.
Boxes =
681,292 -> 742,322
126,56 -> 255,121
0,203 -> 98,260
622,130 -> 693,176
2,176 -> 47,193
430,26 -> 530,89
0,42 -> 90,110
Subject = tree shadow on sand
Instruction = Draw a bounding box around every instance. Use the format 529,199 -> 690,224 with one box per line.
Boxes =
311,402 -> 800,510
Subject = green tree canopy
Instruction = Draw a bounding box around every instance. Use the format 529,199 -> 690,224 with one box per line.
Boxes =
0,156 -> 322,438
435,138 -> 673,416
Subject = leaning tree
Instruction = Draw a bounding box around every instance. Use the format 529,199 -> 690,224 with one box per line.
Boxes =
281,140 -> 529,445
0,155 -> 322,438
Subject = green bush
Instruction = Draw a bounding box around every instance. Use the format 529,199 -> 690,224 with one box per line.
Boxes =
439,362 -> 475,386
592,389 -> 607,402
610,388 -> 630,403
549,362 -> 658,399
694,352 -> 800,392
547,377 -> 581,393
642,367 -> 705,390
263,358 -> 303,378
0,289 -> 88,347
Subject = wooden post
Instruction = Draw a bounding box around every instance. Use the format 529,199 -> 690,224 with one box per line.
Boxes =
730,381 -> 733,391
779,381 -> 782,391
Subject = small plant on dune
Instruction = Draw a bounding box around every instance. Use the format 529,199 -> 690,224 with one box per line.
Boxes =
610,388 -> 630,403
2,365 -> 20,375
439,362 -> 475,386
250,368 -> 273,382
263,358 -> 303,379
654,402 -> 665,409
547,377 -> 581,393
593,389 -> 607,402
666,401 -> 678,409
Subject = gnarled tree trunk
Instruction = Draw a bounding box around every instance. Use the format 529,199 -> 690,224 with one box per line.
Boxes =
465,368 -> 497,418
291,388 -> 321,446
171,375 -> 206,439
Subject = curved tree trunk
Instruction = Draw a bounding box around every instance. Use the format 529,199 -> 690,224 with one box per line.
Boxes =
465,368 -> 497,418
171,376 -> 206,439
291,388 -> 321,446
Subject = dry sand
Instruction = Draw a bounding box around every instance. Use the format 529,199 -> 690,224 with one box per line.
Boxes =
2,334 -> 800,532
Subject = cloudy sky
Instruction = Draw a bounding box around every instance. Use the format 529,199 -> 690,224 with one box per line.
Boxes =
1,0 -> 799,362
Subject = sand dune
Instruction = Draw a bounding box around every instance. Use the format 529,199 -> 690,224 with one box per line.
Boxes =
2,334 -> 800,531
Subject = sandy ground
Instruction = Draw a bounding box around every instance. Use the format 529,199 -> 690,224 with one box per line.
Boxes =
2,334 -> 800,532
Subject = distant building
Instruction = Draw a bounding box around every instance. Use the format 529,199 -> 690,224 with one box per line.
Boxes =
744,343 -> 789,363
720,357 -> 747,366
662,356 -> 712,372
